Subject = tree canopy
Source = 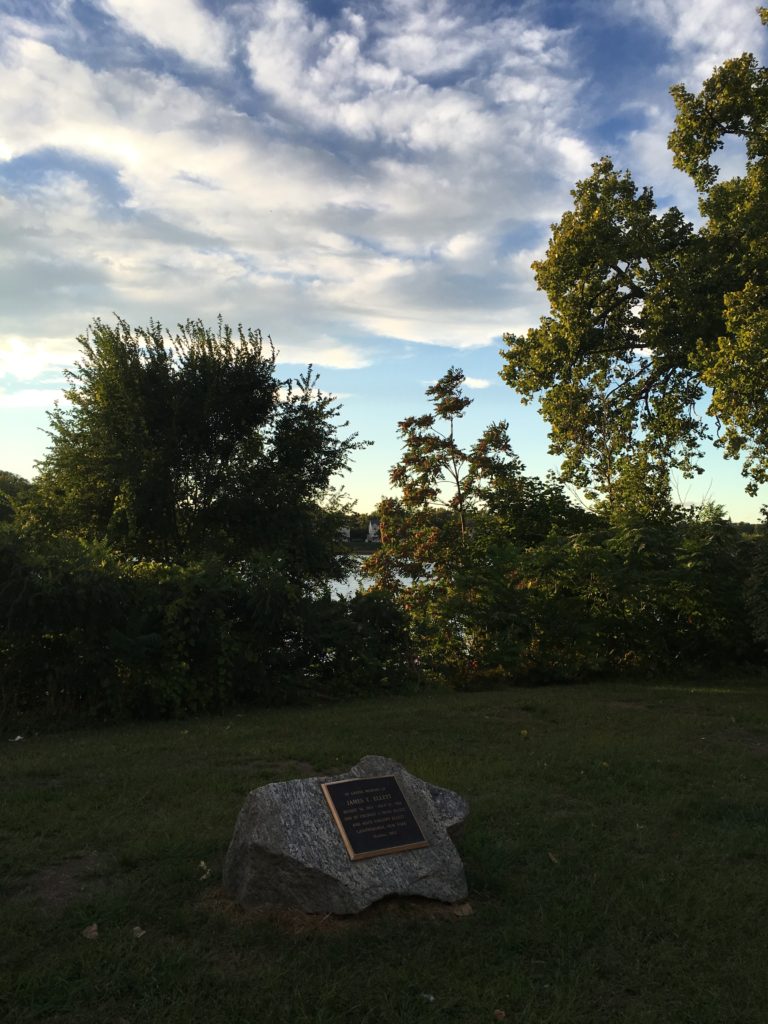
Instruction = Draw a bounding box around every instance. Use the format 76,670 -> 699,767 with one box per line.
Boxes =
0,470 -> 33,525
366,368 -> 592,681
501,8 -> 768,516
32,317 -> 364,583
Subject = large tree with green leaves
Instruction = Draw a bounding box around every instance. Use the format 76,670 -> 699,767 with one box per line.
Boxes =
32,317 -> 364,584
501,7 -> 768,516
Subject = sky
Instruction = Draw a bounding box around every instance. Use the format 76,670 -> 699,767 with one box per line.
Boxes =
0,0 -> 766,519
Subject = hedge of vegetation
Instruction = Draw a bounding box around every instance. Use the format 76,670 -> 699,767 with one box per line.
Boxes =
0,526 -> 412,724
3,505 -> 765,728
2,329 -> 767,728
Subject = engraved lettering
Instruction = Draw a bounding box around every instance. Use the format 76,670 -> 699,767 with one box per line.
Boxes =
321,775 -> 429,861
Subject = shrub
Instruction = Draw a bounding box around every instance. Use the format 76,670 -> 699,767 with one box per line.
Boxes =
745,528 -> 768,650
0,527 -> 409,727
368,517 -> 760,689
0,527 -> 129,722
516,520 -> 757,680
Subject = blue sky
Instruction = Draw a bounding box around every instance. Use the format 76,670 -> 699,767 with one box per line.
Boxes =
1,0 -> 765,518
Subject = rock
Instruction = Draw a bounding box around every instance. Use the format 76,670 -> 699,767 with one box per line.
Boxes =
223,755 -> 469,914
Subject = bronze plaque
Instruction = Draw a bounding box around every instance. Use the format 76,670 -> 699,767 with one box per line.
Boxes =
321,775 -> 429,861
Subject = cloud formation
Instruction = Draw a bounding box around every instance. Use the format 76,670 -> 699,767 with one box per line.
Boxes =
616,0 -> 762,81
94,0 -> 230,67
0,0 -> 594,378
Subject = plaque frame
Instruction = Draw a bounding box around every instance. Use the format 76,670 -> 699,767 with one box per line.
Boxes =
321,774 -> 429,861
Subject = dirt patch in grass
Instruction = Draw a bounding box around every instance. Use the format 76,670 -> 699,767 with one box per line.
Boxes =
200,887 -> 474,934
19,851 -> 107,912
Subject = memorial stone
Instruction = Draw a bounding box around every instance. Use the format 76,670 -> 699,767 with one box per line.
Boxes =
223,754 -> 469,914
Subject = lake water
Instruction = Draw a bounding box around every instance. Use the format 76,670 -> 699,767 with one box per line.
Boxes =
331,556 -> 416,600
332,559 -> 369,599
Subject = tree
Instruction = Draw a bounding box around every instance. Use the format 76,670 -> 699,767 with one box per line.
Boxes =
366,368 -> 587,682
32,317 -> 365,585
668,9 -> 768,493
501,8 -> 768,515
0,471 -> 33,524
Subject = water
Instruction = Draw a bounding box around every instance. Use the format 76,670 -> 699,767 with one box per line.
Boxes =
331,556 -> 415,600
332,557 -> 369,599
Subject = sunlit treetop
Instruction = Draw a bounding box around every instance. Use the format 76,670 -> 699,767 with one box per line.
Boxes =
501,6 -> 768,516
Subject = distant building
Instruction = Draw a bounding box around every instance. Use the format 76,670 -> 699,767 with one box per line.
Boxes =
366,517 -> 381,543
338,525 -> 351,542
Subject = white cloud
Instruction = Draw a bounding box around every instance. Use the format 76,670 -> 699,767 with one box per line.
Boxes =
0,0 -> 591,383
0,387 -> 68,409
245,2 -> 493,154
0,335 -> 74,380
244,0 -> 579,156
275,339 -> 372,369
613,0 -> 764,83
440,232 -> 488,262
556,136 -> 595,178
464,376 -> 490,389
94,0 -> 230,68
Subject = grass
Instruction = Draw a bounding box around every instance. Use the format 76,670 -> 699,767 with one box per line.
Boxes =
2,675 -> 768,1023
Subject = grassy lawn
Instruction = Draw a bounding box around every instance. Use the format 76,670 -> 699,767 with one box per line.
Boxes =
2,676 -> 768,1023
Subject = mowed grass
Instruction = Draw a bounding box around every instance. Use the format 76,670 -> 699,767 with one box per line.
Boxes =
2,676 -> 768,1024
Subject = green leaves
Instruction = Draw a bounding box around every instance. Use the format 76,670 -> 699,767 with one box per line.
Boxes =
501,158 -> 706,519
366,369 -> 590,685
501,7 -> 768,515
702,283 -> 768,492
32,317 -> 364,584
669,52 -> 768,192
668,29 -> 768,491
